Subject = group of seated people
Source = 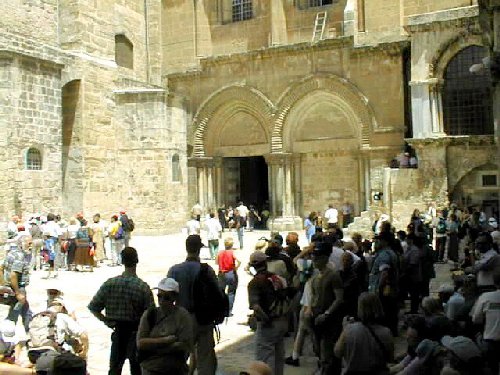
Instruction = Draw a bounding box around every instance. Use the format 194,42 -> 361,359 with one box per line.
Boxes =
0,283 -> 87,374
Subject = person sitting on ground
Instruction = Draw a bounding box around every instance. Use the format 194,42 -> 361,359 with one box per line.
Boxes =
137,278 -> 193,375
390,315 -> 427,374
334,292 -> 394,375
440,336 -> 487,375
421,296 -> 454,342
28,297 -> 89,369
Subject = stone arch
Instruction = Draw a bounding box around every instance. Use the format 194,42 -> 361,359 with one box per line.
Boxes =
449,162 -> 498,204
192,85 -> 275,157
430,33 -> 484,80
283,91 -> 362,152
272,75 -> 376,153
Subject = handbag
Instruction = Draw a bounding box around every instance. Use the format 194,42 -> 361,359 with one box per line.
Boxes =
60,240 -> 69,254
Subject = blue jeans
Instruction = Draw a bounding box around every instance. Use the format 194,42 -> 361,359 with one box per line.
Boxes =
109,322 -> 141,375
218,270 -> 238,314
237,227 -> 244,249
208,239 -> 219,260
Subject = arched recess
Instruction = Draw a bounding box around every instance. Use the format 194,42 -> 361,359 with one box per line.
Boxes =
192,85 -> 275,157
430,33 -> 484,80
283,91 -> 362,153
272,75 -> 376,153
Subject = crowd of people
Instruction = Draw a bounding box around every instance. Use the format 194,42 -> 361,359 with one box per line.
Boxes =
0,201 -> 499,375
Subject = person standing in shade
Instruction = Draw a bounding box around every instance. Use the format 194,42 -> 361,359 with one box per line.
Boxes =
204,213 -> 222,260
216,237 -> 241,316
88,247 -> 154,375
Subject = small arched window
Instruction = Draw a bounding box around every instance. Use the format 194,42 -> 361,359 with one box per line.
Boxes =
115,34 -> 134,69
26,148 -> 42,170
443,45 -> 493,135
172,154 -> 181,182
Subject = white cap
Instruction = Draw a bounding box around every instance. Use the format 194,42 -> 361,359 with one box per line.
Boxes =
155,278 -> 179,293
0,320 -> 16,343
488,217 -> 498,229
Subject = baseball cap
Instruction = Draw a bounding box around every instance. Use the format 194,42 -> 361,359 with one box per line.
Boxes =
441,336 -> 481,362
249,251 -> 267,265
154,278 -> 179,293
186,235 -> 206,250
488,217 -> 498,229
0,320 -> 16,343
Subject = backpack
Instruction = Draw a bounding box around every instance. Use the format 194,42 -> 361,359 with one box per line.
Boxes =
114,226 -> 124,240
126,218 -> 135,232
436,219 -> 447,234
52,351 -> 86,375
29,311 -> 59,349
192,263 -> 229,325
267,274 -> 292,318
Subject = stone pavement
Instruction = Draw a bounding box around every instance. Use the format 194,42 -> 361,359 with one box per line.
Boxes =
1,229 -> 452,375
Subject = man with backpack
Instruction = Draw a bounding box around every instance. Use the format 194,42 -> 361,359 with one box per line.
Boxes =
247,251 -> 292,375
167,235 -> 227,375
29,297 -> 88,374
88,247 -> 154,375
119,210 -> 134,248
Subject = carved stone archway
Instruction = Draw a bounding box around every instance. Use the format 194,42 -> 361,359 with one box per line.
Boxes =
191,85 -> 275,157
272,74 -> 376,153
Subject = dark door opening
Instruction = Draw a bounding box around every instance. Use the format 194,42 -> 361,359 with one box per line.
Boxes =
224,156 -> 269,211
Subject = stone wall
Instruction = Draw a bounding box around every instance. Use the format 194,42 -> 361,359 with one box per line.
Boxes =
0,53 -> 63,223
0,0 -> 58,44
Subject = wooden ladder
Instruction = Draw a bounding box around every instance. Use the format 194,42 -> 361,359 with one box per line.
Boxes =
312,12 -> 327,43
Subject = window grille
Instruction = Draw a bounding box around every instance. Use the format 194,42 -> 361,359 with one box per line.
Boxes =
443,46 -> 493,136
309,0 -> 333,6
232,0 -> 253,22
26,148 -> 42,170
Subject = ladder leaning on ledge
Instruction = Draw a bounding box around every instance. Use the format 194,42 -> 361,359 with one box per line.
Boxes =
312,12 -> 327,43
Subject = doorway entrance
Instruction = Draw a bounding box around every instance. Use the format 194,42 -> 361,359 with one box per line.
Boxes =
223,156 -> 269,210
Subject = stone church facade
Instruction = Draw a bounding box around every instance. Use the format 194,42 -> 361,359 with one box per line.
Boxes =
0,0 -> 497,235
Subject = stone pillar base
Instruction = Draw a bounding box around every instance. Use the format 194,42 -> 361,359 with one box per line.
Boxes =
267,216 -> 303,232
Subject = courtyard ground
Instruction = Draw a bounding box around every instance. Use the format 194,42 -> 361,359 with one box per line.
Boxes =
1,229 -> 451,374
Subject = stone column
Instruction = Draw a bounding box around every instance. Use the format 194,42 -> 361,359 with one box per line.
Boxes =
214,157 -> 223,208
410,78 -> 445,138
265,153 -> 303,231
189,157 -> 215,213
292,153 -> 303,217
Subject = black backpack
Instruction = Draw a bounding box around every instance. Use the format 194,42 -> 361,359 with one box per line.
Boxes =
192,263 -> 229,325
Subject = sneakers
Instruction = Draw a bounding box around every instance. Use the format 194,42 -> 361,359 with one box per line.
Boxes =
285,356 -> 300,367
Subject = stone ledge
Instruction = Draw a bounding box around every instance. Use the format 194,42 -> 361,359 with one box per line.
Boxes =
405,5 -> 479,31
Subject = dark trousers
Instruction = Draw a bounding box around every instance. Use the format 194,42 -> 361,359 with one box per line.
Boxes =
408,281 -> 421,314
436,236 -> 446,261
109,322 -> 141,375
484,340 -> 500,375
313,316 -> 342,375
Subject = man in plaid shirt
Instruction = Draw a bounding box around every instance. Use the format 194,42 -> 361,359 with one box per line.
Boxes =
88,247 -> 153,375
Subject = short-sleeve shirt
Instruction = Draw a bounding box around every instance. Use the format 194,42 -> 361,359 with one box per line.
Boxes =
54,313 -> 86,352
88,273 -> 153,323
311,265 -> 343,313
217,250 -> 236,273
3,247 -> 30,287
248,272 -> 276,317
137,306 -> 193,372
186,220 -> 200,235
471,289 -> 500,341
167,261 -> 218,313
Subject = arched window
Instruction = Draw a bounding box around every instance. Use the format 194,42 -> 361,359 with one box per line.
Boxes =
172,154 -> 181,182
115,34 -> 134,69
443,46 -> 493,135
26,148 -> 42,170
